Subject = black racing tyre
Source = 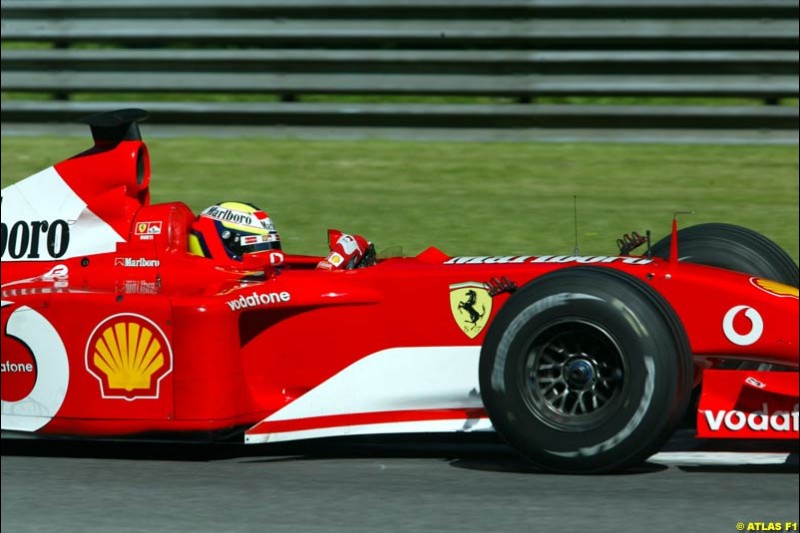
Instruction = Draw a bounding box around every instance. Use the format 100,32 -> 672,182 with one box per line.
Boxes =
650,223 -> 798,287
479,267 -> 692,474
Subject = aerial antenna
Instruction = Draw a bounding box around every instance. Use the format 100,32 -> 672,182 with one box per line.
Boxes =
669,210 -> 695,263
573,195 -> 580,255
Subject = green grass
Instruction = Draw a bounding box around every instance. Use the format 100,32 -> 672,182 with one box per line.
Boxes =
1,136 -> 798,262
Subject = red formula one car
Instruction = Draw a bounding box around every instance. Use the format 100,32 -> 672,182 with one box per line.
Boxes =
2,110 -> 798,473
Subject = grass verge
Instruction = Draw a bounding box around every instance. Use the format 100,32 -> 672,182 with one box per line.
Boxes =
1,136 -> 797,262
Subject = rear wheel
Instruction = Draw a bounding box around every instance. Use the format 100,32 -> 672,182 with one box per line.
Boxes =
650,223 -> 798,286
652,222 -> 798,371
479,267 -> 692,474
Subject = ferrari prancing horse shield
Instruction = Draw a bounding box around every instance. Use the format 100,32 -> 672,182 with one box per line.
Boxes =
449,282 -> 492,339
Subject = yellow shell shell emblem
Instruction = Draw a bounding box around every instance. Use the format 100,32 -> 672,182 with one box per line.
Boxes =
450,282 -> 492,339
752,278 -> 799,299
85,314 -> 172,400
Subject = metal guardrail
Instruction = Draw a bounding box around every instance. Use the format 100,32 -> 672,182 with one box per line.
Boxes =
1,0 -> 798,143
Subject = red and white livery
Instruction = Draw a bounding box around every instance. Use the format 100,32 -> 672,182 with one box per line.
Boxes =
2,110 -> 797,473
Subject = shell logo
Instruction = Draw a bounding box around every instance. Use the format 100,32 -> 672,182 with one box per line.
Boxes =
85,314 -> 172,401
751,277 -> 799,299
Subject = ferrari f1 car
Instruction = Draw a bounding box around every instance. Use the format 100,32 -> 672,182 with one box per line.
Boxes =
2,110 -> 798,474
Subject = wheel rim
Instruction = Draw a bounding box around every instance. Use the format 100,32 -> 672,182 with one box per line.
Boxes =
520,320 -> 627,431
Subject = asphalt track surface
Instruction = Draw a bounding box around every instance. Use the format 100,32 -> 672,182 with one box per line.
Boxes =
2,431 -> 798,533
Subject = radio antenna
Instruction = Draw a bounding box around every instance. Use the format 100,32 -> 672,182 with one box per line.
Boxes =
573,195 -> 580,255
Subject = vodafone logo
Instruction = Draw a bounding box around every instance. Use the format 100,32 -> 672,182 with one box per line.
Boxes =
226,291 -> 291,311
1,304 -> 70,431
722,305 -> 763,346
702,405 -> 799,433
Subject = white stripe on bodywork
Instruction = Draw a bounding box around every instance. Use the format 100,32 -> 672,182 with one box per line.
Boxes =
1,166 -> 124,261
245,417 -> 493,444
264,346 -> 483,423
650,452 -> 793,466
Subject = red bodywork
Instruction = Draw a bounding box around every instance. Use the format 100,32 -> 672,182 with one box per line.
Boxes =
1,135 -> 798,443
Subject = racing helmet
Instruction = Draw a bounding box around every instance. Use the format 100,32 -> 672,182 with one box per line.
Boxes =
188,201 -> 281,261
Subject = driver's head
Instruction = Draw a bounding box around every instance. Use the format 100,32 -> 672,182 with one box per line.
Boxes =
188,201 -> 280,261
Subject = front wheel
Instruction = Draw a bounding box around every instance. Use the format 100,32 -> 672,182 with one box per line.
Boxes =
479,267 -> 692,474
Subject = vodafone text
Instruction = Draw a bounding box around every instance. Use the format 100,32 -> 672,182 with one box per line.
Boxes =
703,404 -> 799,433
226,291 -> 291,311
1,362 -> 34,373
